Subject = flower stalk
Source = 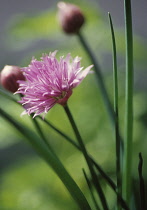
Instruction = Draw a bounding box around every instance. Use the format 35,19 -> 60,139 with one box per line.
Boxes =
77,31 -> 115,124
64,104 -> 109,210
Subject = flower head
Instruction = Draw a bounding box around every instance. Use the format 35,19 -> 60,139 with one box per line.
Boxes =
16,51 -> 93,117
57,2 -> 85,34
0,65 -> 25,93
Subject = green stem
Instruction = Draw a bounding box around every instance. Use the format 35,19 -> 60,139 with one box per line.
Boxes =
19,95 -> 54,153
42,113 -> 129,209
83,169 -> 100,210
123,0 -> 134,205
38,116 -> 79,150
77,31 -> 115,124
0,89 -> 116,192
30,114 -> 52,149
0,89 -> 129,209
108,13 -> 122,210
138,153 -> 146,210
64,104 -> 109,210
0,108 -> 91,210
0,89 -> 18,103
77,31 -> 124,153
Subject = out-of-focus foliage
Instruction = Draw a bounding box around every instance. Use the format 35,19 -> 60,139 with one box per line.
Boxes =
7,0 -> 147,67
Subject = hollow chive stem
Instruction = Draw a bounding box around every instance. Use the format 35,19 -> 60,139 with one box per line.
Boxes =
77,31 -> 124,152
77,31 -> 115,124
123,0 -> 134,205
1,89 -> 129,209
64,104 -> 109,210
108,13 -> 122,210
138,153 -> 146,210
83,169 -> 100,210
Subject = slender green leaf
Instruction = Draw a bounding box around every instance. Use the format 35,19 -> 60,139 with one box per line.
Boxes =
123,0 -> 134,204
0,108 -> 91,210
108,12 -> 122,210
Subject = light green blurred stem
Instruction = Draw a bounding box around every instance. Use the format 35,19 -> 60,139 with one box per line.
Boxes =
0,108 -> 92,210
30,115 -> 54,154
0,89 -> 17,103
108,13 -> 122,210
77,31 -> 115,124
123,0 -> 134,205
77,31 -> 124,152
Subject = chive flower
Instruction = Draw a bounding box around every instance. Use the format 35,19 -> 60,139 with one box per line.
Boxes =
16,51 -> 93,117
57,2 -> 85,34
0,65 -> 25,93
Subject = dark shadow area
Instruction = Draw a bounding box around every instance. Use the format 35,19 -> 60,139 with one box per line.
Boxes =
0,141 -> 36,172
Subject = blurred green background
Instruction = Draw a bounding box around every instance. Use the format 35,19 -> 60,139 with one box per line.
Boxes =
0,0 -> 147,209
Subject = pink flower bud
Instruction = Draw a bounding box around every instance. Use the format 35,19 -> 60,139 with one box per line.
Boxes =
57,2 -> 85,34
0,65 -> 25,93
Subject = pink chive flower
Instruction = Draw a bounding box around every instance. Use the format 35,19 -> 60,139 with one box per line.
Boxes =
16,51 -> 93,117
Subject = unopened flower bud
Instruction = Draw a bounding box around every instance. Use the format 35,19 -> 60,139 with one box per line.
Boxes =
0,65 -> 25,93
57,2 -> 85,34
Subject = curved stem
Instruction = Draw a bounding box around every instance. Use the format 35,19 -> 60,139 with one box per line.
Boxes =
0,89 -> 18,103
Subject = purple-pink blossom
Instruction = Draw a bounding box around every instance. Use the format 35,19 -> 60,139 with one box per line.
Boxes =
16,51 -> 93,117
